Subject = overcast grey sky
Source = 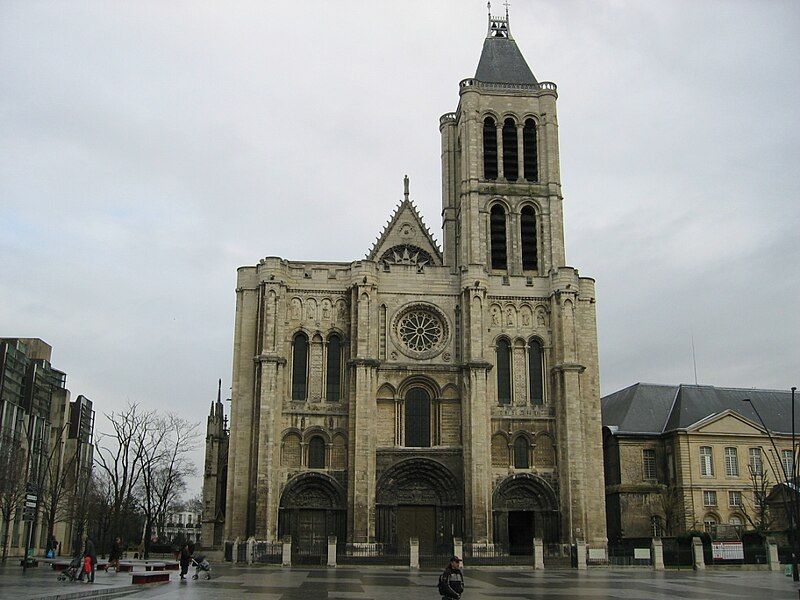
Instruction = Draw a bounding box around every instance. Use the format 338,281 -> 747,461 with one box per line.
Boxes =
2,1 -> 799,495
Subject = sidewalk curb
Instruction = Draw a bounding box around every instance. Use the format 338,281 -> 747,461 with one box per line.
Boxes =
27,583 -> 157,600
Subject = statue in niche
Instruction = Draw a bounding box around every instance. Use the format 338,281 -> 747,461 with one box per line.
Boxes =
490,306 -> 501,326
306,299 -> 317,321
321,300 -> 331,320
536,310 -> 546,327
521,309 -> 531,327
505,306 -> 515,327
290,298 -> 302,320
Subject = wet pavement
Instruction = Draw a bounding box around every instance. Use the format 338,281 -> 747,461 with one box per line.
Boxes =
3,562 -> 799,599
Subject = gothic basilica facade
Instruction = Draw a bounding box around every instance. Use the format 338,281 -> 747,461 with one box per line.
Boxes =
206,12 -> 607,555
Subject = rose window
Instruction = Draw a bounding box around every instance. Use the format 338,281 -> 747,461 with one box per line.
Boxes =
392,303 -> 449,359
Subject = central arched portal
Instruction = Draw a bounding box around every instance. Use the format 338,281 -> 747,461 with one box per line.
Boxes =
376,458 -> 463,554
278,473 -> 346,560
493,474 -> 559,554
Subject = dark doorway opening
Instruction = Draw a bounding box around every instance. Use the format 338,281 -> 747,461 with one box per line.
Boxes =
508,511 -> 534,555
396,505 -> 436,554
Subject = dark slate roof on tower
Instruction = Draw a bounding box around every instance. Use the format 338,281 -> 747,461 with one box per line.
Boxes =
475,10 -> 538,85
602,383 -> 800,435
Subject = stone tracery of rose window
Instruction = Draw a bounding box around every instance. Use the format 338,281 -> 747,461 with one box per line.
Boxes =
398,310 -> 443,352
380,245 -> 433,267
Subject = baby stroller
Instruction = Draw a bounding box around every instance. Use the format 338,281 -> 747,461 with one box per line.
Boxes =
192,554 -> 211,579
191,554 -> 211,580
57,556 -> 82,582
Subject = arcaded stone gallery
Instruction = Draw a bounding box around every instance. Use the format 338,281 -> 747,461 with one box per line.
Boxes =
216,12 -> 607,557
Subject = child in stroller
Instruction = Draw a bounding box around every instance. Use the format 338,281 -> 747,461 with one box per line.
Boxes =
57,555 -> 83,582
191,554 -> 211,580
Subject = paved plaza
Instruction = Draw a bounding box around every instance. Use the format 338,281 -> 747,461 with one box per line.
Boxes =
4,563 -> 800,600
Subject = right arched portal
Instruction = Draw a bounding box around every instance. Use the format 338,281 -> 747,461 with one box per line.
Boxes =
492,474 -> 560,554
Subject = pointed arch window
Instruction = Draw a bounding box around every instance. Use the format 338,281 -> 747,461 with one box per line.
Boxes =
404,388 -> 431,448
514,436 -> 530,469
520,206 -> 538,271
523,119 -> 538,182
528,338 -> 544,405
490,204 -> 508,270
496,338 -> 512,405
308,435 -> 326,469
502,118 -> 518,181
291,332 -> 309,400
483,117 -> 498,180
326,334 -> 342,401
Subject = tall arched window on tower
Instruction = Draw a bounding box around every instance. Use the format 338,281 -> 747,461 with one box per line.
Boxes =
326,333 -> 342,401
502,118 -> 518,181
528,338 -> 544,405
483,117 -> 498,180
514,436 -> 530,469
523,119 -> 538,182
490,204 -> 508,270
496,338 -> 512,405
520,206 -> 538,271
404,388 -> 431,447
291,332 -> 309,400
308,435 -> 326,469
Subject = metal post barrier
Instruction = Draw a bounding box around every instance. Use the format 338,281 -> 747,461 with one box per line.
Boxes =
533,538 -> 544,570
327,536 -> 337,567
575,540 -> 587,570
246,537 -> 254,565
692,537 -> 705,570
409,537 -> 419,569
282,537 -> 292,567
651,538 -> 664,571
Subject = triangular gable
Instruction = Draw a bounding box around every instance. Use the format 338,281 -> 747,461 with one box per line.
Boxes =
366,200 -> 442,266
688,409 -> 765,436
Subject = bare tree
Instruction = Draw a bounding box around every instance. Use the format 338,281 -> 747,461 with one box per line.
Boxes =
94,403 -> 151,552
658,484 -> 694,536
742,466 -> 776,534
0,439 -> 27,562
137,414 -> 199,556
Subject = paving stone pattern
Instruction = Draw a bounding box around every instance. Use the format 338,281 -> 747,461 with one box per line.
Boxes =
124,565 -> 798,600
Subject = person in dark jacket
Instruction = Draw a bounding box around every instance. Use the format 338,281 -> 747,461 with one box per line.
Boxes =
108,537 -> 122,572
179,544 -> 191,580
78,537 -> 97,583
438,556 -> 464,599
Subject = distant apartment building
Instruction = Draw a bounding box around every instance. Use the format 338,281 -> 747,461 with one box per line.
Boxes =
0,338 -> 95,557
163,509 -> 203,545
602,383 -> 797,541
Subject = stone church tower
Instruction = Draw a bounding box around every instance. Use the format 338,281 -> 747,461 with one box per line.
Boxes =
218,9 -> 607,556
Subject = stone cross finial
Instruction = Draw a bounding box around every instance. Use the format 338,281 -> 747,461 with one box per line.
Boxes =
404,174 -> 409,201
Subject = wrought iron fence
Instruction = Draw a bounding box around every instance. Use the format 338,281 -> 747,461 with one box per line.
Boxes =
607,542 -> 651,566
338,543 -> 410,565
224,541 -> 233,562
253,541 -> 282,564
236,542 -> 248,563
292,539 -> 327,565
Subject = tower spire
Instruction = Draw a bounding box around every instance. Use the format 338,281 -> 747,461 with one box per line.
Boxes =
403,174 -> 409,201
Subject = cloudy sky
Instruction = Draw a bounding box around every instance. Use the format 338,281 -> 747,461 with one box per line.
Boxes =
2,1 -> 798,495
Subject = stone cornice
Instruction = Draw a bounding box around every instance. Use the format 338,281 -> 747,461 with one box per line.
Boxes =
348,358 -> 381,367
254,354 -> 287,365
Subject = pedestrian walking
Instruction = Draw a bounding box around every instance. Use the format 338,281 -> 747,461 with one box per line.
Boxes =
438,555 -> 464,599
108,537 -> 122,572
179,543 -> 191,580
77,536 -> 97,583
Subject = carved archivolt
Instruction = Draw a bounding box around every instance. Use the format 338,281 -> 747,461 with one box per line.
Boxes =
376,458 -> 462,506
279,472 -> 345,510
493,473 -> 557,512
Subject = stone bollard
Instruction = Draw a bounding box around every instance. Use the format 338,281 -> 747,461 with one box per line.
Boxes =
766,542 -> 781,572
533,538 -> 544,570
453,538 -> 463,563
232,538 -> 240,564
282,537 -> 292,567
246,537 -> 255,565
409,537 -> 419,569
575,540 -> 587,570
327,536 -> 337,567
651,538 -> 664,571
691,536 -> 705,570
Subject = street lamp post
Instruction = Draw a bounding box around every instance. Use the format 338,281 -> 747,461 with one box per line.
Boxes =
744,395 -> 799,582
